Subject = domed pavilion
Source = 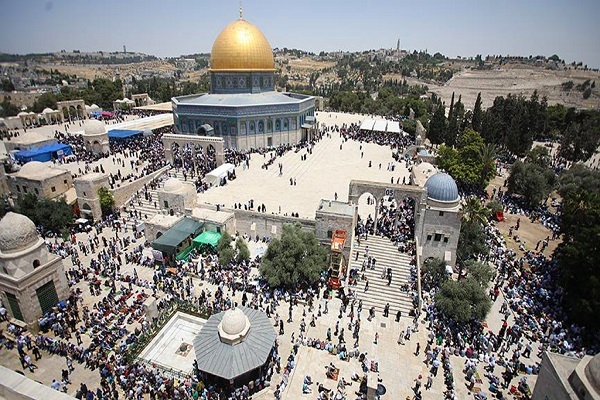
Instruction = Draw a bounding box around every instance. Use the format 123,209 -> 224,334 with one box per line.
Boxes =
172,13 -> 316,151
0,212 -> 69,328
82,119 -> 110,155
193,306 -> 276,385
418,172 -> 462,266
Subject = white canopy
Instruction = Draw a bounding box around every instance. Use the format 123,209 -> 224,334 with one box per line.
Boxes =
373,119 -> 388,132
359,119 -> 375,131
205,163 -> 235,186
386,121 -> 401,134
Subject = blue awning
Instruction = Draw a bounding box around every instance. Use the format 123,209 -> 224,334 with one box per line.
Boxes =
14,143 -> 72,162
108,129 -> 143,140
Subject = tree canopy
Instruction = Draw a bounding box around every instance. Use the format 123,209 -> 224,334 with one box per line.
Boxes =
553,166 -> 600,330
437,129 -> 495,191
15,193 -> 73,235
259,223 -> 327,288
434,277 -> 492,323
98,187 -> 115,216
507,160 -> 556,207
217,231 -> 234,266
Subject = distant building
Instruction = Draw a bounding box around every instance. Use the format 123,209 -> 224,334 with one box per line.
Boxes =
8,161 -> 73,201
172,16 -> 316,151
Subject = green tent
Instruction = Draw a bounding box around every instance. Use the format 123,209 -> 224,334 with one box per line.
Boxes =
176,245 -> 195,261
193,231 -> 222,248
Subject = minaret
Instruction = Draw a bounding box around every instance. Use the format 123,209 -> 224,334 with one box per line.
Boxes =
396,38 -> 400,53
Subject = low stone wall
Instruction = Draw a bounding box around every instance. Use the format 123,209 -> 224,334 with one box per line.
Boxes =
111,166 -> 169,208
0,365 -> 74,399
196,204 -> 315,239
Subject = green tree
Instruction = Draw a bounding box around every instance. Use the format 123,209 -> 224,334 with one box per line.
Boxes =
235,237 -> 250,263
32,92 -> 58,113
260,223 -> 327,288
421,257 -> 449,291
15,193 -> 72,234
471,92 -> 483,132
558,112 -> 600,162
526,146 -> 551,168
554,167 -> 600,331
428,103 -> 447,145
507,160 -> 556,207
465,260 -> 493,286
461,196 -> 488,226
477,143 -> 497,189
98,187 -> 115,216
434,278 -> 492,322
437,129 -> 491,190
457,220 -> 488,263
217,231 -> 234,265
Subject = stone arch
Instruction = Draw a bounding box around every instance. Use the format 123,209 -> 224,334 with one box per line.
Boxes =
156,231 -> 163,238
162,133 -> 224,167
348,180 -> 426,233
33,259 -> 41,269
92,140 -> 101,153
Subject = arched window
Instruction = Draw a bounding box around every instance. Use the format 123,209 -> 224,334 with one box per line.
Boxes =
33,260 -> 41,269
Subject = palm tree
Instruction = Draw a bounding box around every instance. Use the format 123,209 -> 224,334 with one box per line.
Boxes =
461,196 -> 488,227
477,143 -> 497,190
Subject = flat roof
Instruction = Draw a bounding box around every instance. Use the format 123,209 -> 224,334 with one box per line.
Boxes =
175,91 -> 312,107
317,199 -> 355,217
133,101 -> 172,112
191,207 -> 234,225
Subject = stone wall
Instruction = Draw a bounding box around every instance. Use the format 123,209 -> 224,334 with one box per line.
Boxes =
0,365 -> 74,400
199,204 -> 315,239
111,166 -> 169,208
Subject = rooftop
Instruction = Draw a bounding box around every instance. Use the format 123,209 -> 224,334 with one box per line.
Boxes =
317,199 -> 355,217
174,91 -> 311,107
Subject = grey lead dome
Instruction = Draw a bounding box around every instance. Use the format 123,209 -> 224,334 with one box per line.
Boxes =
425,172 -> 459,203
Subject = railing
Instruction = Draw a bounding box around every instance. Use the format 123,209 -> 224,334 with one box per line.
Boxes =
125,299 -> 211,363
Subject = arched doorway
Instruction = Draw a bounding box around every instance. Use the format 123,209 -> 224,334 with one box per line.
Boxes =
356,192 -> 377,237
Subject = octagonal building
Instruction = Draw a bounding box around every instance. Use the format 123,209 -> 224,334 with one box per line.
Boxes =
172,16 -> 316,150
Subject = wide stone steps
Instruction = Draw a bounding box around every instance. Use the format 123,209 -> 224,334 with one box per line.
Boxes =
347,234 -> 416,316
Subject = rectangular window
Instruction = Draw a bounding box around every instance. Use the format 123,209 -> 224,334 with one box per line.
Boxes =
327,230 -> 333,239
51,186 -> 56,192
164,201 -> 169,208
5,292 -> 24,321
426,234 -> 432,241
16,185 -> 21,192
434,233 -> 442,242
439,211 -> 444,217
443,237 -> 449,243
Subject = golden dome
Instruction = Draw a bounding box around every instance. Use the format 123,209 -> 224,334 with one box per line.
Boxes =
210,19 -> 275,71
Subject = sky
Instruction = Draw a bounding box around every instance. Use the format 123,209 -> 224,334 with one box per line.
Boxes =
1,0 -> 599,67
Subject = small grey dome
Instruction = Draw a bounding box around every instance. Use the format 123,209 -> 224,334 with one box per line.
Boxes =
0,212 -> 39,253
425,172 -> 459,203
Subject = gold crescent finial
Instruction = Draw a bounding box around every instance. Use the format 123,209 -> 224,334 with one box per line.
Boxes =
239,0 -> 243,19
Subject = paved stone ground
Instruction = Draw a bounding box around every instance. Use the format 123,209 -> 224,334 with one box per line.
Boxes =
0,111 -> 545,399
197,112 -> 406,218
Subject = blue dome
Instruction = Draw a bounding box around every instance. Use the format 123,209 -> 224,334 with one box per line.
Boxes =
425,173 -> 459,203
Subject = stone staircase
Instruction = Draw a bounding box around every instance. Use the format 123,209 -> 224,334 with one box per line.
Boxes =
348,234 -> 415,317
123,169 -> 190,229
